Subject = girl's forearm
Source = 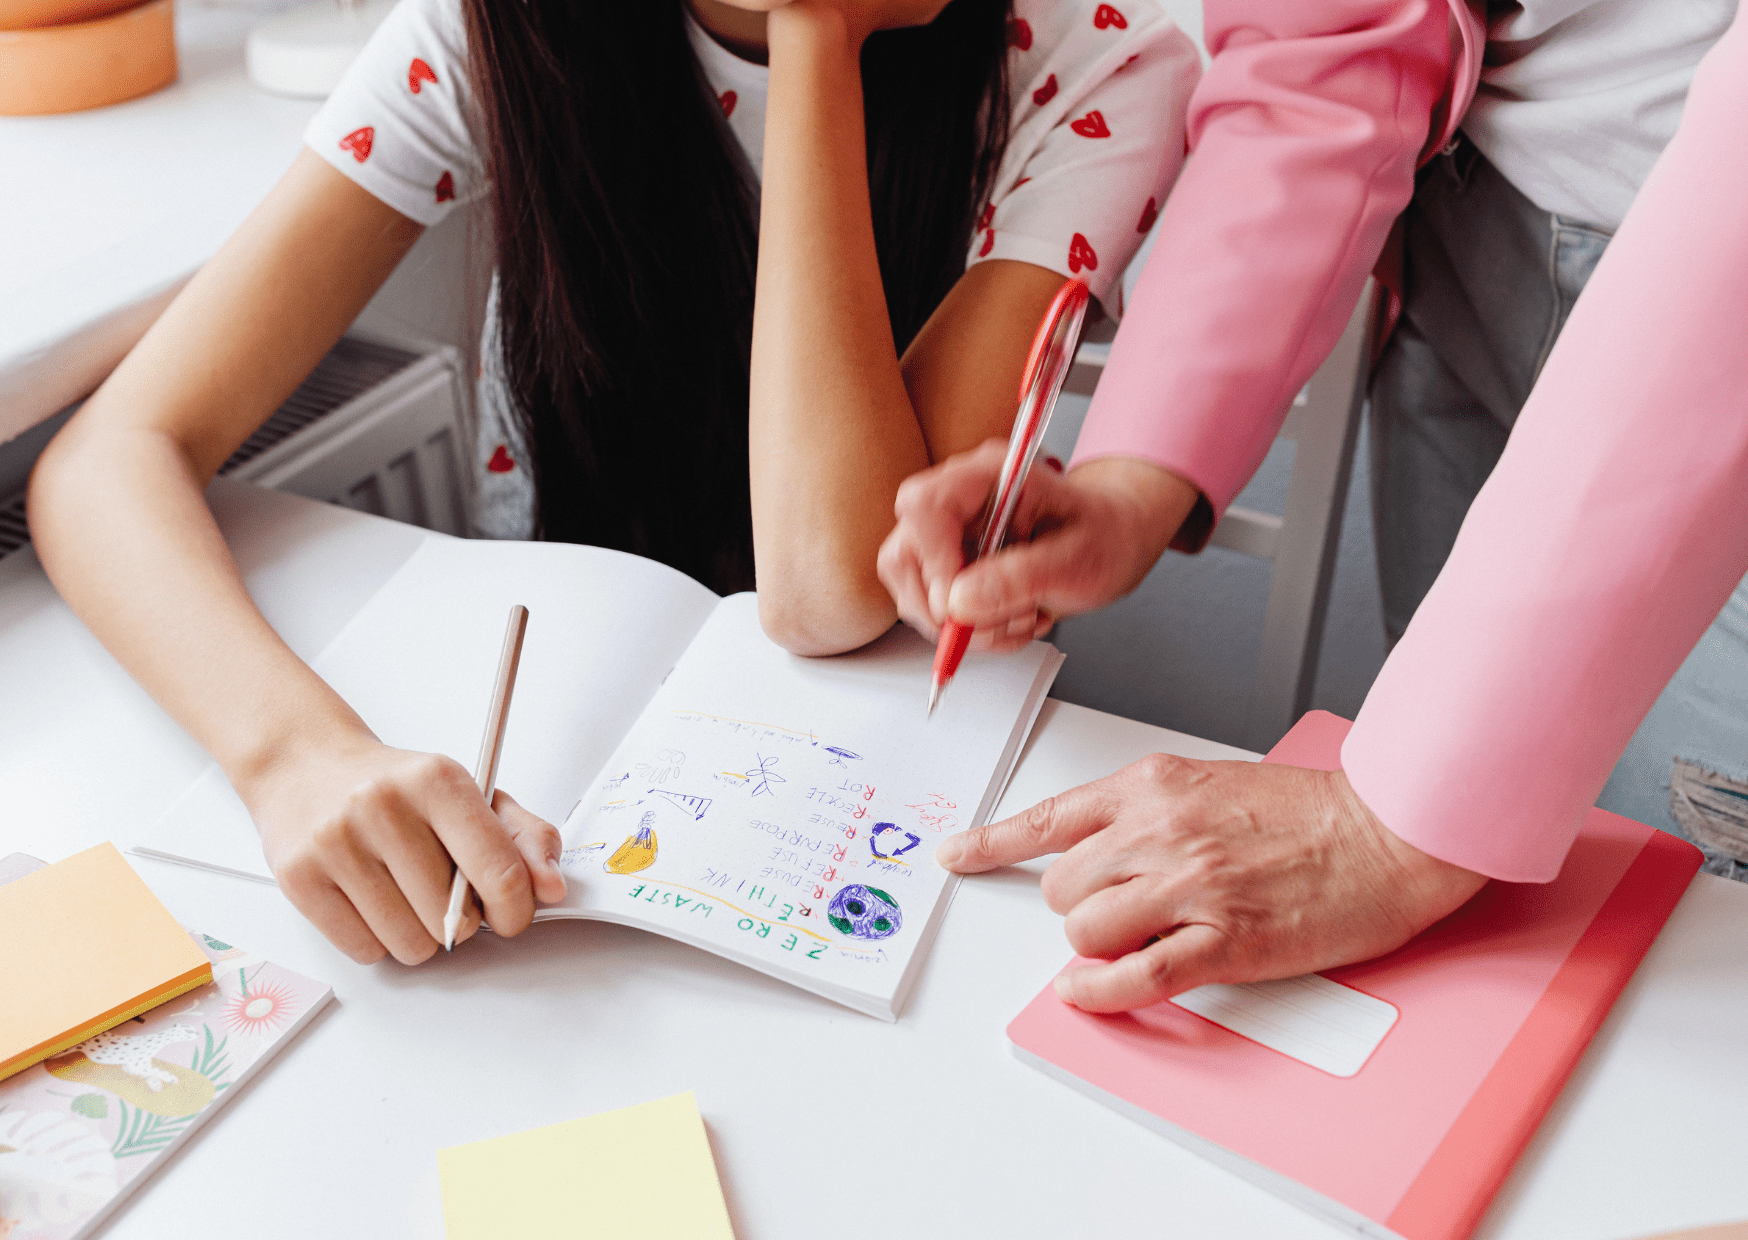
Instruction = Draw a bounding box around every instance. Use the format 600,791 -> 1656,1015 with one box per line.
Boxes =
30,423 -> 376,797
27,151 -> 419,800
749,5 -> 927,654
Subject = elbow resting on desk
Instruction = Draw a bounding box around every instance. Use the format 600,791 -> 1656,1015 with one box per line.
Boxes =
756,567 -> 898,658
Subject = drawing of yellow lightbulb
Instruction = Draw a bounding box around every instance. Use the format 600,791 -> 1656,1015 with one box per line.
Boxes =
606,811 -> 659,875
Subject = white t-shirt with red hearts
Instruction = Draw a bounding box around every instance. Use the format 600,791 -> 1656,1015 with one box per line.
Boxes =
306,0 -> 1199,539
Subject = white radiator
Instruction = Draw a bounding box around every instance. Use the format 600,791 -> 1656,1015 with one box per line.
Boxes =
220,333 -> 472,534
0,331 -> 473,562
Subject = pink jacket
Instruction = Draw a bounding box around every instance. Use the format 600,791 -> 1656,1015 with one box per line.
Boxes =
1075,0 -> 1748,880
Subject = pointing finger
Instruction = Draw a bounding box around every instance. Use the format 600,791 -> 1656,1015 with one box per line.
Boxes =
936,781 -> 1114,872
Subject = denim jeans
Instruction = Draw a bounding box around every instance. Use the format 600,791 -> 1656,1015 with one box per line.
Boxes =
1369,132 -> 1748,878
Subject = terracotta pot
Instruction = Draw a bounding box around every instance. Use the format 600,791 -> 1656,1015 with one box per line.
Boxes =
0,0 -> 141,31
0,0 -> 176,116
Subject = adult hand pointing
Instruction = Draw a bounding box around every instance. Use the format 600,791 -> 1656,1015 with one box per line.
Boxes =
936,754 -> 1488,1012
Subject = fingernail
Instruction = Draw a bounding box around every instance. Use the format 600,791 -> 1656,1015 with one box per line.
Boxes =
1053,974 -> 1077,1005
935,838 -> 962,867
928,581 -> 948,623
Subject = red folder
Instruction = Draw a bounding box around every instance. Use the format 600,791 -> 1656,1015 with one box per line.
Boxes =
1007,711 -> 1701,1240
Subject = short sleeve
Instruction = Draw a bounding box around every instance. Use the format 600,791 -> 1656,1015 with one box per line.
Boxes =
304,0 -> 484,227
971,0 -> 1200,320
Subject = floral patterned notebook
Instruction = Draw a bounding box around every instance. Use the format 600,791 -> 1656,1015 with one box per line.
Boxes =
0,906 -> 331,1240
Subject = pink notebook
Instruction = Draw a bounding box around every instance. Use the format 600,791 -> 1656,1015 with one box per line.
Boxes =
1007,711 -> 1701,1240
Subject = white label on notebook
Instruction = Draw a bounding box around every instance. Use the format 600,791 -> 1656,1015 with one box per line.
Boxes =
1169,974 -> 1399,1077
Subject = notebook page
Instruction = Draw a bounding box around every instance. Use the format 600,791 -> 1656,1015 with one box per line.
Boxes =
136,538 -> 719,880
544,593 -> 1061,1017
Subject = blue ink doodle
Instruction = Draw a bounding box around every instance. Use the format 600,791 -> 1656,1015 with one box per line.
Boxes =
560,842 -> 606,867
745,753 -> 786,797
823,746 -> 861,767
635,749 -> 686,785
869,823 -> 921,859
827,884 -> 902,940
650,790 -> 713,820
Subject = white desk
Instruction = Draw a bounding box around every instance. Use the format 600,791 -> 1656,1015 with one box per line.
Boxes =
0,4 -> 318,440
5,481 -> 1747,1240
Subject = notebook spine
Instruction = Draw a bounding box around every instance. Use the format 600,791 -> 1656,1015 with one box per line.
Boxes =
1383,829 -> 1703,1240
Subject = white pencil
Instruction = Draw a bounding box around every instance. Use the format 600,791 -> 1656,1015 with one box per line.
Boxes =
442,604 -> 529,951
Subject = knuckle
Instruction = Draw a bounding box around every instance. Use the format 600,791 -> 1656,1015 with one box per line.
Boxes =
955,824 -> 995,863
345,775 -> 400,818
310,813 -> 356,856
277,851 -> 326,894
1018,797 -> 1062,853
1140,948 -> 1179,992
480,857 -> 527,902
1133,753 -> 1184,786
417,752 -> 469,791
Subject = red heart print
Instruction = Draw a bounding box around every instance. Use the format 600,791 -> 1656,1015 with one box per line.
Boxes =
978,202 -> 995,230
1032,73 -> 1058,107
1007,17 -> 1032,49
1137,196 -> 1158,232
718,90 -> 736,118
338,126 -> 374,163
486,444 -> 516,474
978,229 -> 995,258
1068,233 -> 1098,273
1094,4 -> 1127,29
408,57 -> 437,93
1070,110 -> 1111,139
435,171 -> 455,204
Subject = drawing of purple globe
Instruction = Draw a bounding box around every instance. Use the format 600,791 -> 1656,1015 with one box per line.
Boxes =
827,884 -> 902,940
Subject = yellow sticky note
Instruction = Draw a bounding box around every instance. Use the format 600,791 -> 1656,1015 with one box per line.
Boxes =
0,842 -> 211,1082
438,1092 -> 735,1240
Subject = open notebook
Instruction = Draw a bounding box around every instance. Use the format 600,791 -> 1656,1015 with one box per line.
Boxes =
138,539 -> 1062,1020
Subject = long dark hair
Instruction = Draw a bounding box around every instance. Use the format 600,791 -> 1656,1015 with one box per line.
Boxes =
463,0 -> 1012,594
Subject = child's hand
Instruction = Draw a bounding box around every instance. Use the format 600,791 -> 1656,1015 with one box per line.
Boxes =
248,738 -> 566,965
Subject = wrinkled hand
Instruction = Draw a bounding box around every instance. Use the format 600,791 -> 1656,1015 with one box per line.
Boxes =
878,444 -> 1199,653
936,755 -> 1488,1012
248,738 -> 567,966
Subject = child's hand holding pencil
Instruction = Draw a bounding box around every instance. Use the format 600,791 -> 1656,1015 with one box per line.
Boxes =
246,605 -> 563,966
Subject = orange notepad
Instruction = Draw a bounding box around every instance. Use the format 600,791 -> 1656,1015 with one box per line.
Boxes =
0,842 -> 211,1082
1008,711 -> 1703,1240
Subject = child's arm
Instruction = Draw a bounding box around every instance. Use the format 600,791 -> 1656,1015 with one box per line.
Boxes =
29,151 -> 566,965
749,1 -> 1067,656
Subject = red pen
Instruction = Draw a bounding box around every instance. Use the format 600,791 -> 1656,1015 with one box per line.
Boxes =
928,278 -> 1091,718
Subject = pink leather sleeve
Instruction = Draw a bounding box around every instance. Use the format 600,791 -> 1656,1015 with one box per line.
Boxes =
1342,11 -> 1748,882
1070,0 -> 1451,544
